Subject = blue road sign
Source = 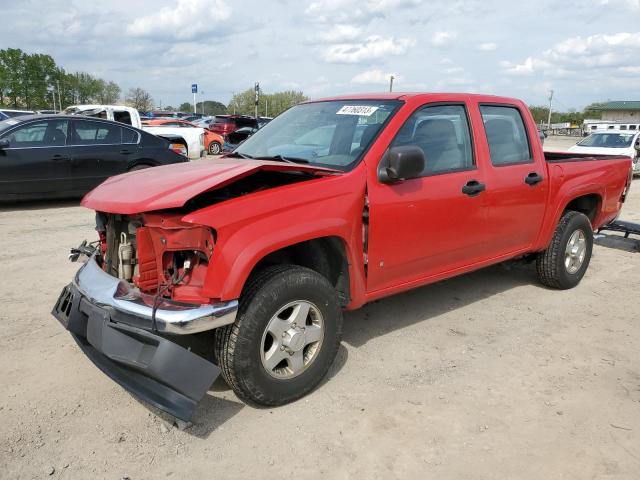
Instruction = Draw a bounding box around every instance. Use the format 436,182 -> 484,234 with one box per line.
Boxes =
191,84 -> 198,93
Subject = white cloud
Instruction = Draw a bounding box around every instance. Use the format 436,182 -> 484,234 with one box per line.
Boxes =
323,36 -> 415,63
477,42 -> 497,51
593,0 -> 640,10
501,32 -> 640,76
317,24 -> 363,43
430,31 -> 458,47
127,0 -> 232,40
351,69 -> 401,85
306,0 -> 422,24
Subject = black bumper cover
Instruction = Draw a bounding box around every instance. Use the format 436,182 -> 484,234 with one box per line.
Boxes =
52,283 -> 221,422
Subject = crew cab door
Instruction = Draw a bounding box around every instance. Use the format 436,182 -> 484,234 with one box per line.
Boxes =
478,104 -> 548,254
366,102 -> 492,293
0,119 -> 72,197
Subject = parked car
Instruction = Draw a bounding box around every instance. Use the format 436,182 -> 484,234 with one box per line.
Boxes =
0,109 -> 36,119
53,92 -> 633,422
0,115 -> 188,201
193,116 -> 215,128
142,118 -> 225,155
208,114 -> 260,136
182,114 -> 204,122
568,130 -> 640,176
63,105 -> 205,159
222,125 -> 258,152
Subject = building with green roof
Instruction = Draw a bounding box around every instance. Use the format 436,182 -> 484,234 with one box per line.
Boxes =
593,101 -> 640,122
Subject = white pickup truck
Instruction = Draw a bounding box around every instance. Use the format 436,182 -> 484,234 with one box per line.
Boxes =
63,105 -> 206,160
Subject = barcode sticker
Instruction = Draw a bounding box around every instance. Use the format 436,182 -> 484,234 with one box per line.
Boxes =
336,105 -> 379,116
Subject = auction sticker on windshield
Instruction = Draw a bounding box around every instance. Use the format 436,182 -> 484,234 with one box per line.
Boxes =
336,105 -> 379,116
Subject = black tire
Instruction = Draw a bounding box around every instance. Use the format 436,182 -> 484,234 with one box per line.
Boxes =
208,142 -> 221,155
536,211 -> 593,289
214,265 -> 343,407
129,163 -> 151,171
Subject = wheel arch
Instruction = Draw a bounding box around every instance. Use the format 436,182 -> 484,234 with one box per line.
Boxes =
246,236 -> 352,307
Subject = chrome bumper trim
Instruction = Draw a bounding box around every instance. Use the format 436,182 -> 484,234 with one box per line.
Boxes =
73,256 -> 238,334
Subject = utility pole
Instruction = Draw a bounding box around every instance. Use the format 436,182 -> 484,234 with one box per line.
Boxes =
57,81 -> 62,110
254,82 -> 259,119
389,75 -> 394,92
51,88 -> 56,111
546,89 -> 554,132
265,98 -> 268,117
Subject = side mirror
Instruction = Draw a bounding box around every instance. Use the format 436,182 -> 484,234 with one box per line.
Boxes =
0,139 -> 9,149
635,140 -> 640,152
378,146 -> 425,183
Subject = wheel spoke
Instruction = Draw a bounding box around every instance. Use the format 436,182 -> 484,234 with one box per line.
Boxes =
267,317 -> 289,337
264,345 -> 288,371
287,350 -> 304,374
289,302 -> 311,326
304,324 -> 323,344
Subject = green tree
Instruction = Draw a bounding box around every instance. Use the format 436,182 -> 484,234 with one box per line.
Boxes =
228,88 -> 308,117
196,100 -> 227,115
178,102 -> 193,112
0,48 -> 26,108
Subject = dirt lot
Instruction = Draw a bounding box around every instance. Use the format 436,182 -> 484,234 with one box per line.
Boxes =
2,140 -> 639,479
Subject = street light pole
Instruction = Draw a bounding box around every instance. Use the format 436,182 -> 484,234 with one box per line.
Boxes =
546,89 -> 554,132
389,75 -> 394,92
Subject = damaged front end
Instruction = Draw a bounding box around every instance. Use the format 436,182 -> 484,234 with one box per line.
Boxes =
52,212 -> 238,421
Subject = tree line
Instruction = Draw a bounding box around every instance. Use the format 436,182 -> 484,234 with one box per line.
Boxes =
228,89 -> 309,117
0,48 -> 121,109
528,104 -> 603,126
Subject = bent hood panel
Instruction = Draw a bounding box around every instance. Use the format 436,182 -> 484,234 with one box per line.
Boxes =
81,158 -> 339,214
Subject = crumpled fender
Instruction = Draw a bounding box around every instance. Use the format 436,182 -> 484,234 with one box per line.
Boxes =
182,167 -> 368,308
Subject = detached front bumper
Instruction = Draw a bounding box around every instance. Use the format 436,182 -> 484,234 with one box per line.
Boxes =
51,256 -> 238,421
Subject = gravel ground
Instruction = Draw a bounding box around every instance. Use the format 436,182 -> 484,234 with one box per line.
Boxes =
1,141 -> 639,479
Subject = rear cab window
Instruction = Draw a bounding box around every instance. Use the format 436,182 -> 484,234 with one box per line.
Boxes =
480,105 -> 532,166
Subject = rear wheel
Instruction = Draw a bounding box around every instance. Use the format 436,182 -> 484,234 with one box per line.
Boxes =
536,211 -> 593,289
214,265 -> 343,406
128,163 -> 151,171
208,141 -> 221,155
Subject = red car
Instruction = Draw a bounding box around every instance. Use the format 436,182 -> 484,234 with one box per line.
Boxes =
142,118 -> 225,155
54,93 -> 632,421
207,115 -> 261,136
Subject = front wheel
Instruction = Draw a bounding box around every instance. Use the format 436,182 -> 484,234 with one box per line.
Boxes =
536,211 -> 593,289
214,265 -> 343,406
208,141 -> 221,155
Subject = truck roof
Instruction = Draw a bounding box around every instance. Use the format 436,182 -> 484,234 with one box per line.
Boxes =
308,92 -> 524,104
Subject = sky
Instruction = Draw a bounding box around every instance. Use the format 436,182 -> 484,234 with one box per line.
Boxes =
1,0 -> 639,110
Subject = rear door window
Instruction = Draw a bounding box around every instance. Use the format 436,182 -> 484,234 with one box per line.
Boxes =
122,128 -> 140,144
480,105 -> 532,166
71,120 -> 122,145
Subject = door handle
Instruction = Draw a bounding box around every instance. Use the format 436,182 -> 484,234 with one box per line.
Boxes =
120,149 -> 132,154
461,180 -> 486,197
525,172 -> 543,186
51,154 -> 69,162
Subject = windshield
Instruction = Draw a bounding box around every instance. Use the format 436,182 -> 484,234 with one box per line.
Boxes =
235,100 -> 402,170
577,132 -> 635,148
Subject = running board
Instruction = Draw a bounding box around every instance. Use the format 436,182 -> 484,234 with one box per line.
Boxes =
598,220 -> 640,238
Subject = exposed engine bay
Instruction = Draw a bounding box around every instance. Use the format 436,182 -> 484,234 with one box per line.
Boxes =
94,211 -> 215,304
85,170 -> 319,304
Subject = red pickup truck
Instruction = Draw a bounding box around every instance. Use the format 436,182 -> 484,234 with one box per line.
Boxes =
53,93 -> 633,421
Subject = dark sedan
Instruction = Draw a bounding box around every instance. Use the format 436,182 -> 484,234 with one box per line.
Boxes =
0,115 -> 188,201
